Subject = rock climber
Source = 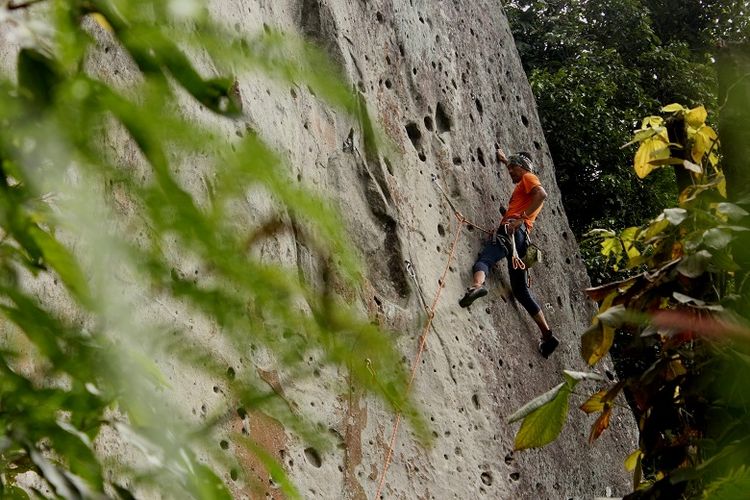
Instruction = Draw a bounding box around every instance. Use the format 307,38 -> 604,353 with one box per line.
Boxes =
458,149 -> 560,358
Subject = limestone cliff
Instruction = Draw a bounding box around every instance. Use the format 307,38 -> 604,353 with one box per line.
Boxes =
0,1 -> 637,499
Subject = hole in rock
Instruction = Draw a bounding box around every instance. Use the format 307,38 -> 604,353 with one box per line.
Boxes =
481,472 -> 493,486
304,447 -> 322,468
436,102 -> 452,133
405,122 -> 422,148
477,148 -> 486,167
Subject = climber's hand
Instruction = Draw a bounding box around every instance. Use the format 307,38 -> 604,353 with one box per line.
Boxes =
496,148 -> 508,165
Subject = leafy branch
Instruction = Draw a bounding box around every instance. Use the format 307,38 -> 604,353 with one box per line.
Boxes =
509,102 -> 750,498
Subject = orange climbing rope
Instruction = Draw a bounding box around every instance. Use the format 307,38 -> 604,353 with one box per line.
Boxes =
373,176 -> 493,499
373,212 -> 465,500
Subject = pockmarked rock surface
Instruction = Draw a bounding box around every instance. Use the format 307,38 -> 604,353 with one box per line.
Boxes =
1,1 -> 637,498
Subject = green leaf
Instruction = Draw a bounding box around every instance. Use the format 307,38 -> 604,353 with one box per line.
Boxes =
562,370 -> 607,383
709,248 -> 740,272
507,382 -> 567,424
664,208 -> 688,225
673,292 -> 705,305
185,462 -> 233,500
511,382 -> 572,450
677,250 -> 712,278
702,465 -> 750,500
717,202 -> 749,221
598,304 -> 630,327
703,228 -> 733,251
1,486 -> 31,499
241,437 -> 301,500
27,227 -> 91,305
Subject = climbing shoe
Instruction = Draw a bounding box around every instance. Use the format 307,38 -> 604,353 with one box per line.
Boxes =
459,285 -> 488,308
538,335 -> 560,359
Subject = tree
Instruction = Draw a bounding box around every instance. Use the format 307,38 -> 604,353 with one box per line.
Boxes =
0,1 -> 420,497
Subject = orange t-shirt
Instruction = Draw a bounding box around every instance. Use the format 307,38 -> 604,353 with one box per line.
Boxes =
502,172 -> 544,230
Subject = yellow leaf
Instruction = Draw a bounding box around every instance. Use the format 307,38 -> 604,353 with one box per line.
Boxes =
661,103 -> 686,113
625,449 -> 643,472
625,243 -> 641,260
90,13 -> 114,33
580,323 -> 615,366
692,125 -> 718,163
643,218 -> 671,241
666,359 -> 687,381
621,226 -> 639,242
717,173 -> 727,198
634,133 -> 670,179
685,105 -> 707,128
641,116 -> 664,128
600,235 -> 620,258
580,390 -> 607,414
598,290 -> 618,318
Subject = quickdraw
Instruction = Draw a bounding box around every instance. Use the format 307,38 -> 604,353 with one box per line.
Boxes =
507,223 -> 526,270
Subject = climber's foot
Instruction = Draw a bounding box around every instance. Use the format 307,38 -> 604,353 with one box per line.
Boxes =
459,285 -> 488,308
538,335 -> 560,359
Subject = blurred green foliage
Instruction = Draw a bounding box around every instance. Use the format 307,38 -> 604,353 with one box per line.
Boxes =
0,1 -> 421,497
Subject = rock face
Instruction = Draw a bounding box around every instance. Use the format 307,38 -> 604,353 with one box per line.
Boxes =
1,1 -> 637,499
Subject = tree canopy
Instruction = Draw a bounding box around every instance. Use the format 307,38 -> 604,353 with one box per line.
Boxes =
506,0 -> 749,283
